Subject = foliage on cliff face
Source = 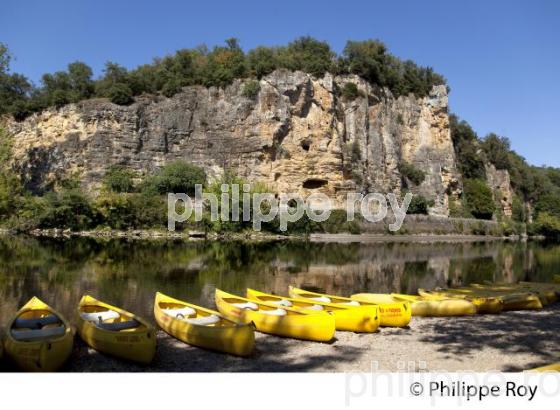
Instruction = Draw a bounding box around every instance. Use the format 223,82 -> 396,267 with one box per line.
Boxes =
0,37 -> 446,120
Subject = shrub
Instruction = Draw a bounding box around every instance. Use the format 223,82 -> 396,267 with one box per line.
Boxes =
471,221 -> 488,236
501,220 -> 522,237
108,83 -> 134,105
141,161 -> 206,195
533,212 -> 560,239
320,209 -> 362,234
463,179 -> 495,220
407,194 -> 434,215
242,80 -> 260,99
341,83 -> 362,101
399,161 -> 425,186
0,171 -> 23,219
38,189 -> 99,231
95,193 -> 137,230
103,165 -> 136,193
511,194 -> 525,222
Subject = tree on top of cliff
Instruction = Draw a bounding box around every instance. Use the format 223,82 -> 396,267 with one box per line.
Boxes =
0,38 -> 450,119
0,43 -> 33,120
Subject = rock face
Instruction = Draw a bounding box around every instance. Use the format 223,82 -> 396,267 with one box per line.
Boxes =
486,163 -> 513,218
6,70 -> 461,215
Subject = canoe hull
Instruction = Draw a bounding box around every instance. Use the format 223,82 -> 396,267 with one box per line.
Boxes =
418,289 -> 503,314
76,296 -> 156,364
353,293 -> 477,317
216,290 -> 335,342
246,288 -> 380,332
4,297 -> 73,372
530,362 -> 560,372
288,287 -> 411,328
154,293 -> 254,357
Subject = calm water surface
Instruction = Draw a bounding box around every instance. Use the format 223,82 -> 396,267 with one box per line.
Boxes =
0,235 -> 559,327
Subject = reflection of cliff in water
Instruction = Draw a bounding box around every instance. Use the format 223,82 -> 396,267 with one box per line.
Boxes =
0,236 -> 558,326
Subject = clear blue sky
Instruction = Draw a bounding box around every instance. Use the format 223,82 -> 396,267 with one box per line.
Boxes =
2,0 -> 559,166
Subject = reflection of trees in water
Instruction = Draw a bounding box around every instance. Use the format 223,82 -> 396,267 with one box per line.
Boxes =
1,236 -> 559,326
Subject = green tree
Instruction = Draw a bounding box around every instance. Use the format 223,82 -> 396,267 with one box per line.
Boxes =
39,189 -> 98,230
96,62 -> 132,100
108,83 -> 134,105
463,179 -> 495,220
141,161 -> 206,195
103,165 -> 136,193
67,61 -> 94,101
247,46 -> 279,78
203,39 -> 247,87
482,133 -> 511,170
449,114 -> 486,179
533,212 -> 560,239
0,44 -> 33,119
279,36 -> 335,77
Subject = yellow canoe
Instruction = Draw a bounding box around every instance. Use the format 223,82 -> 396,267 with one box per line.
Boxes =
518,282 -> 559,304
463,285 -> 543,310
418,289 -> 504,314
288,286 -> 411,327
352,293 -> 477,317
529,362 -> 560,372
246,288 -> 380,332
3,297 -> 73,372
76,295 -> 156,364
472,282 -> 553,306
215,289 -> 335,342
154,292 -> 254,356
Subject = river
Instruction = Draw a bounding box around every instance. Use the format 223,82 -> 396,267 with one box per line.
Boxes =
0,235 -> 558,326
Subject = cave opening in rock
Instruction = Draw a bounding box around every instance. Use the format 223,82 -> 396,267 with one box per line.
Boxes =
303,179 -> 328,189
301,140 -> 311,151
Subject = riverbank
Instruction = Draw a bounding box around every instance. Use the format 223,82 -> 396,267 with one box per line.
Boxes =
2,304 -> 556,372
0,228 -> 529,243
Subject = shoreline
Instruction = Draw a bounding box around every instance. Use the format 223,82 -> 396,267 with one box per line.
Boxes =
1,304 -> 556,372
0,228 -> 528,243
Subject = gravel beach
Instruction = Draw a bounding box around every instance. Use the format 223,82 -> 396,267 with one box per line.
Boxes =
3,304 -> 557,373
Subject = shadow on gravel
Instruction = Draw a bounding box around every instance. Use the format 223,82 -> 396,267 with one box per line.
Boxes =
418,304 -> 560,371
58,331 -> 363,372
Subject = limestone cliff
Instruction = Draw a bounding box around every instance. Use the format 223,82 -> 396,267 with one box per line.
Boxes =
6,70 -> 462,215
485,163 -> 513,218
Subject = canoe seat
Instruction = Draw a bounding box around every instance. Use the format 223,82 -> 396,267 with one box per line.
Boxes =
260,308 -> 287,316
306,304 -> 324,311
233,302 -> 259,310
309,296 -> 331,303
14,314 -> 61,330
97,319 -> 140,331
11,326 -> 66,342
268,299 -> 293,307
184,314 -> 221,326
80,309 -> 121,323
162,306 -> 196,318
339,301 -> 360,306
